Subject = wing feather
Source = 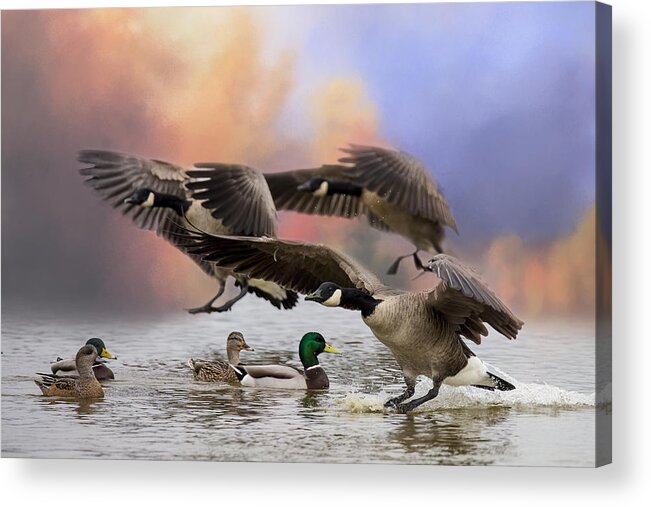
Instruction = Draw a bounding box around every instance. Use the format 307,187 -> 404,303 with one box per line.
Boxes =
340,145 -> 458,232
79,150 -> 215,277
181,231 -> 385,296
186,164 -> 277,237
426,255 -> 523,343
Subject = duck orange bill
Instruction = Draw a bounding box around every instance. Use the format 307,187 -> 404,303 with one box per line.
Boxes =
324,344 -> 341,354
243,344 -> 255,352
101,348 -> 117,360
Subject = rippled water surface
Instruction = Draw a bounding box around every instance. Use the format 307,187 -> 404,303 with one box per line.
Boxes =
2,300 -> 598,466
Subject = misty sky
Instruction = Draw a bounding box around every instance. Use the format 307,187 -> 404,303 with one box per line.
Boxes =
1,3 -> 598,313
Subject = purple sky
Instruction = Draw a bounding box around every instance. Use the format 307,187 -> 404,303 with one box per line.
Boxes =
1,3 -> 598,311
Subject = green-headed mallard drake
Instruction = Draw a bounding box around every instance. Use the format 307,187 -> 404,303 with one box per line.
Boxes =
36,345 -> 105,398
232,332 -> 340,389
50,338 -> 116,381
187,331 -> 254,384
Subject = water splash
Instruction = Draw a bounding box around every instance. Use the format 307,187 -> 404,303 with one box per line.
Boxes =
337,380 -> 595,414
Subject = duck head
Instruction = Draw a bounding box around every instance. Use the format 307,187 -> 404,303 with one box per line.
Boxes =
298,332 -> 340,368
75,344 -> 99,371
227,331 -> 254,352
86,338 -> 116,360
226,331 -> 255,365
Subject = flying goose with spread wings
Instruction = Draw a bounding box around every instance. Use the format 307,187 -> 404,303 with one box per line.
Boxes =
180,230 -> 523,413
78,150 -> 298,314
263,144 -> 458,275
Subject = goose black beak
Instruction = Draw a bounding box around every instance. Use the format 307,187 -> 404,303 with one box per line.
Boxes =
124,196 -> 137,205
305,290 -> 324,303
297,182 -> 311,192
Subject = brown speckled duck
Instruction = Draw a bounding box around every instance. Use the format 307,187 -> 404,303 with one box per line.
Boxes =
187,331 -> 254,384
35,345 -> 105,398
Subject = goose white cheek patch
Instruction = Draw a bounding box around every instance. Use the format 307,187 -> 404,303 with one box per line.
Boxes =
322,289 -> 342,307
313,181 -> 328,197
142,192 -> 155,208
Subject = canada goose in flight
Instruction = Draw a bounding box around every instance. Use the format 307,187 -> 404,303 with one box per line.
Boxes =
180,231 -> 523,413
78,151 -> 298,314
263,144 -> 458,274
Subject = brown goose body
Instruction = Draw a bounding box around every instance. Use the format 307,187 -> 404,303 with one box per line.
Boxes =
360,190 -> 446,254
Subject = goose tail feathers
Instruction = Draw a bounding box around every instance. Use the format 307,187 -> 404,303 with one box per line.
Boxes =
487,372 -> 516,391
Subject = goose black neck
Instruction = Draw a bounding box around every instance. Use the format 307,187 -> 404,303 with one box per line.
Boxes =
154,193 -> 191,216
326,180 -> 362,197
340,288 -> 379,318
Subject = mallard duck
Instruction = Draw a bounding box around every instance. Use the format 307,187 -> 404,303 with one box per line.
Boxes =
36,345 -> 105,398
230,332 -> 340,389
187,331 -> 254,384
181,231 -> 523,412
78,151 -> 298,314
263,144 -> 458,274
50,338 -> 116,381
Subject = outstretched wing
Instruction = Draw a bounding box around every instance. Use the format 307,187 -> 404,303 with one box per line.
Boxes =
426,255 -> 523,344
78,150 -> 215,275
340,144 -> 458,232
186,164 -> 278,237
181,231 -> 386,297
264,164 -> 364,219
79,150 -> 189,234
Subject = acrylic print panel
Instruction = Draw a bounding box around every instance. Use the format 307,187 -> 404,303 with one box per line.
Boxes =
1,2 -> 611,466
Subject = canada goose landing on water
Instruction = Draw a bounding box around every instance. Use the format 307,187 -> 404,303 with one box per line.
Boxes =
263,144 -> 458,275
180,231 -> 522,413
36,345 -> 105,398
187,331 -> 255,384
78,151 -> 298,314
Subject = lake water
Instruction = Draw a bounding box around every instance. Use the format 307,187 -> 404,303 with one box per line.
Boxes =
1,299 -> 599,466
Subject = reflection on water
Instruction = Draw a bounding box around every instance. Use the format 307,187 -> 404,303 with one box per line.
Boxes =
1,300 -> 597,465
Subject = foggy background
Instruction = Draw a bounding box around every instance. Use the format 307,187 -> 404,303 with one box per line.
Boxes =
1,3 -> 599,320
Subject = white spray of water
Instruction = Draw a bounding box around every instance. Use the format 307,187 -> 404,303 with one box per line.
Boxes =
337,368 -> 595,414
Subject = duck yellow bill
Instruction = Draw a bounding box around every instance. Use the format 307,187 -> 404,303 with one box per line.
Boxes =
101,348 -> 117,359
324,343 -> 341,354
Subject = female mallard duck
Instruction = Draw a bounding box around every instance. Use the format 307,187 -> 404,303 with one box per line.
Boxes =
232,332 -> 340,389
36,345 -> 105,398
50,338 -> 116,381
187,331 -> 254,384
181,232 -> 522,412
78,151 -> 298,314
